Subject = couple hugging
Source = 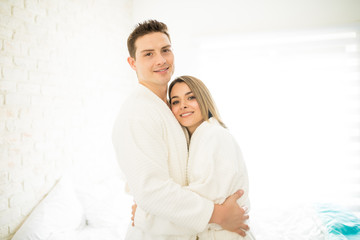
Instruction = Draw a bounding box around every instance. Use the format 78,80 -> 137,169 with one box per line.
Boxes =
112,19 -> 255,240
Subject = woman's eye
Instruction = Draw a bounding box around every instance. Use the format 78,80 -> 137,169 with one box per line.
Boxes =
172,101 -> 179,105
188,96 -> 196,100
145,52 -> 152,56
163,48 -> 171,53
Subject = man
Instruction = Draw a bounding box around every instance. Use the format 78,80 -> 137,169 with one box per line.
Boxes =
112,20 -> 249,239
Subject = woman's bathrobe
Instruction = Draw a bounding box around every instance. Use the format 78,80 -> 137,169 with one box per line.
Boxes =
134,118 -> 255,240
112,85 -> 214,240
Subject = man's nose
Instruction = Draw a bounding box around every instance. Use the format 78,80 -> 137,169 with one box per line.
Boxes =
156,54 -> 166,65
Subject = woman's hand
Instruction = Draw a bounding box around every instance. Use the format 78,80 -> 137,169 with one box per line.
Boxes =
131,202 -> 137,226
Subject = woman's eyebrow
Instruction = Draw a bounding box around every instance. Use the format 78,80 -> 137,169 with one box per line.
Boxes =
170,91 -> 192,100
170,95 -> 178,100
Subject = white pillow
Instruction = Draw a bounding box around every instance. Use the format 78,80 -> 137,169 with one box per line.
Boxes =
75,174 -> 127,228
12,175 -> 85,240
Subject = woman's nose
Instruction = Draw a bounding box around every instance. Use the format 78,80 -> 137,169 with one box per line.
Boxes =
180,102 -> 188,109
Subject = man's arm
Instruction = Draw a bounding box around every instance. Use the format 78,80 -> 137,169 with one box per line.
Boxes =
131,191 -> 249,236
113,107 -> 249,234
113,110 -> 213,233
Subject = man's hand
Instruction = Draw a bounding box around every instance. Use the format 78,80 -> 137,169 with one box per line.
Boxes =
221,190 -> 250,236
131,202 -> 137,226
210,190 -> 249,237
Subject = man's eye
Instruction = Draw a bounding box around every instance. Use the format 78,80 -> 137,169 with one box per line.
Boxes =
163,49 -> 171,53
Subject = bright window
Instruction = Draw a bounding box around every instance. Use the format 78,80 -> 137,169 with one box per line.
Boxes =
193,26 -> 360,215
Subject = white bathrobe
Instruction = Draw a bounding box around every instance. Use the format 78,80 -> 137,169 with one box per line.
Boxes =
112,85 -> 214,240
187,118 -> 255,239
133,118 -> 255,240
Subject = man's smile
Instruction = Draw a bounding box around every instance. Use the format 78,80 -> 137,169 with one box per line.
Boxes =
154,67 -> 169,73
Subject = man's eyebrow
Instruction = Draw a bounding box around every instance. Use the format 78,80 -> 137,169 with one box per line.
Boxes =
140,49 -> 154,53
140,45 -> 171,53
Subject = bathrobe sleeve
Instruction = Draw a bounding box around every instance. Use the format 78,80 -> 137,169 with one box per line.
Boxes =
129,122 -> 250,236
134,205 -> 201,236
112,106 -> 214,234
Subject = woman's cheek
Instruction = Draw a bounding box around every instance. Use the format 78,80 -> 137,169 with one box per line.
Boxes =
172,107 -> 181,122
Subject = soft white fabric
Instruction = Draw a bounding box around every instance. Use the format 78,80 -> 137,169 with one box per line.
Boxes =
12,175 -> 85,240
75,174 -> 124,228
112,85 -> 214,239
132,118 -> 256,239
12,168 -> 130,240
188,118 -> 255,240
251,204 -> 326,240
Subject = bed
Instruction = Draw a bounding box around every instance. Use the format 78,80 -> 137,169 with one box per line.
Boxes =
12,173 -> 360,240
11,172 -> 131,240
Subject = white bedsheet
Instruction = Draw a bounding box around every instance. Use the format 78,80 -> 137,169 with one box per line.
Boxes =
251,204 -> 327,240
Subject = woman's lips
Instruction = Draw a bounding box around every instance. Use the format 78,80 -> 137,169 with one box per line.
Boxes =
180,112 -> 194,117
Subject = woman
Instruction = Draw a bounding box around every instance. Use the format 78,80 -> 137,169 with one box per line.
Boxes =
133,75 -> 255,240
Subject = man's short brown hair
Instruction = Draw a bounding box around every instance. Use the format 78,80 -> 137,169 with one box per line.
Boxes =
127,20 -> 171,59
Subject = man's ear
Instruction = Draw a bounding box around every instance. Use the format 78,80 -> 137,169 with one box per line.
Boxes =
127,57 -> 136,70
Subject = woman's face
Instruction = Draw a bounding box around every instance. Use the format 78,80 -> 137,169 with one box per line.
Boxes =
170,82 -> 204,135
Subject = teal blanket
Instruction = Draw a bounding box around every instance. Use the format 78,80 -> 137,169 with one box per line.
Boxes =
317,204 -> 360,240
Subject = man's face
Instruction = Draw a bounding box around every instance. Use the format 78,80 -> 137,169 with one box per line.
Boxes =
128,32 -> 174,87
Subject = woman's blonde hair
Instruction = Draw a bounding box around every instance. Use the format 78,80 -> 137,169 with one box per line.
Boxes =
168,75 -> 226,128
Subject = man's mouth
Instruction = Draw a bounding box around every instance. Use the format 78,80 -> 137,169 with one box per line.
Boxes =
154,67 -> 169,72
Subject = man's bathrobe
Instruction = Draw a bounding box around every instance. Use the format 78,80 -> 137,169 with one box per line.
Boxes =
112,85 -> 214,240
133,118 -> 255,240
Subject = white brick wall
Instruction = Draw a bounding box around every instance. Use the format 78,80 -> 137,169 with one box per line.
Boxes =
0,0 -> 133,239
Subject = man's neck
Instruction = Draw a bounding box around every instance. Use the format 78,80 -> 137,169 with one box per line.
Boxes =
139,81 -> 168,103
